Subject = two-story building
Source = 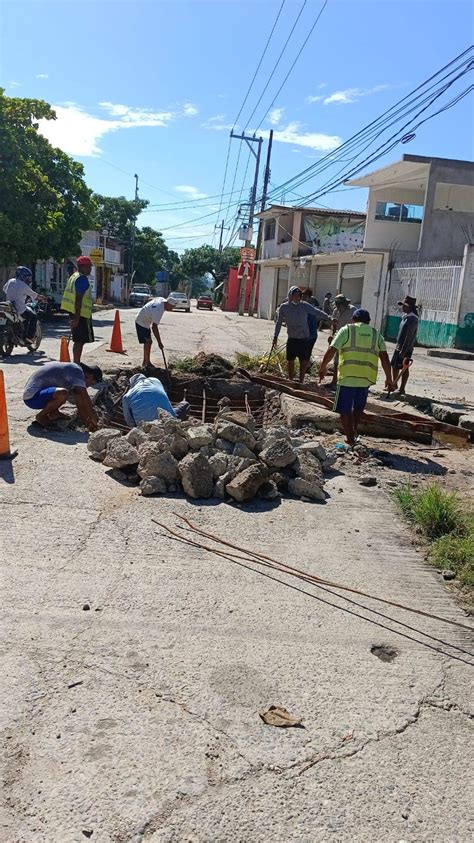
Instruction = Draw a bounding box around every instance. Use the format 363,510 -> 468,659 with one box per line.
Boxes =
346,154 -> 474,348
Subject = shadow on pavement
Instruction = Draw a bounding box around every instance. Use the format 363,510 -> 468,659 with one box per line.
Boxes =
373,449 -> 447,476
0,456 -> 16,484
26,424 -> 89,445
1,351 -> 47,366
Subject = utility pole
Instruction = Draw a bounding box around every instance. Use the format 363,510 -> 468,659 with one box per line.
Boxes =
215,219 -> 229,252
230,130 -> 263,316
248,129 -> 273,318
129,173 -> 139,293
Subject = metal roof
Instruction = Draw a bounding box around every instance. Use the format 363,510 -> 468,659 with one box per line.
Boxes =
256,204 -> 366,219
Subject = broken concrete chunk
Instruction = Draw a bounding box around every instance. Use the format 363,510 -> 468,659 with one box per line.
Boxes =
138,446 -> 180,483
216,420 -> 256,450
103,438 -> 140,469
258,480 -> 280,500
431,404 -> 464,425
270,471 -> 290,491
296,441 -> 327,461
208,453 -> 228,480
226,463 -> 268,502
214,437 -> 234,455
179,452 -> 214,498
259,439 -> 297,469
294,453 -> 324,483
125,427 -> 148,448
140,476 -> 167,496
87,428 -> 121,460
459,414 -> 474,434
359,475 -> 377,487
186,424 -> 214,449
233,442 -> 256,460
216,409 -> 255,433
213,470 -> 233,499
288,477 -> 326,501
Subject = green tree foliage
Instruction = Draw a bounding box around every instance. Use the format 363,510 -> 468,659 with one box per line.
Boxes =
93,193 -> 149,243
134,226 -> 173,284
0,89 -> 96,266
179,244 -> 240,285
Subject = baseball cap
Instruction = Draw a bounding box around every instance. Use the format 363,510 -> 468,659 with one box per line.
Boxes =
77,256 -> 92,267
352,308 -> 371,323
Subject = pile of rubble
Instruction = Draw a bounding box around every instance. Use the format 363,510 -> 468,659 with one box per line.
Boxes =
87,403 -> 337,503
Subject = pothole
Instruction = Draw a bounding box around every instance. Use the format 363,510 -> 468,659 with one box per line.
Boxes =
371,644 -> 399,662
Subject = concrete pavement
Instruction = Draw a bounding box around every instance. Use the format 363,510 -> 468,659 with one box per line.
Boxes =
1,306 -> 473,842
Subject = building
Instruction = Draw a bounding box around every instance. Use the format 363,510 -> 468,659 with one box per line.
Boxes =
346,154 -> 474,348
256,205 -> 376,320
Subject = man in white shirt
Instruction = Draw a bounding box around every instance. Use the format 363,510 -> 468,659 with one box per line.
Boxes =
135,295 -> 176,367
3,266 -> 46,344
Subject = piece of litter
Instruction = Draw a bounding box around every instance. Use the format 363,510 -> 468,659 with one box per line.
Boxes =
259,705 -> 303,728
67,680 -> 84,690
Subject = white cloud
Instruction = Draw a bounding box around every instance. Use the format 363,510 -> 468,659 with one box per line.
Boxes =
183,102 -> 199,116
323,84 -> 389,105
261,122 -> 341,151
267,107 -> 284,126
174,185 -> 208,200
36,73 -> 49,79
201,116 -> 233,131
38,101 -> 193,157
306,95 -> 324,103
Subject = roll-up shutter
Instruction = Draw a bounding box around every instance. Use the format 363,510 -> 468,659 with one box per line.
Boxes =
314,264 -> 338,300
341,262 -> 365,307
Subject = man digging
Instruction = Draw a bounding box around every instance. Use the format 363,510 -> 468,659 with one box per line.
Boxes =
272,286 -> 328,382
23,361 -> 102,432
135,295 -> 176,368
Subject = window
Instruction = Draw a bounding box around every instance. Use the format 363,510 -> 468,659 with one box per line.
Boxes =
375,201 -> 423,223
264,220 -> 276,240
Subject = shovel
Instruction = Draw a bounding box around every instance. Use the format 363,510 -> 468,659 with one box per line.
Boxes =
386,358 -> 413,397
259,343 -> 279,373
161,346 -> 172,391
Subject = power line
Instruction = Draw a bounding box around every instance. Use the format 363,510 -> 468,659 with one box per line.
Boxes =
242,0 -> 309,133
254,0 -> 329,133
232,0 -> 286,130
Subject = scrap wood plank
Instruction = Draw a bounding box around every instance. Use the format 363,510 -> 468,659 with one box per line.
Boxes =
238,370 -> 469,444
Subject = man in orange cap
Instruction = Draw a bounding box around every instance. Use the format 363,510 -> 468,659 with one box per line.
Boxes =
61,256 -> 94,363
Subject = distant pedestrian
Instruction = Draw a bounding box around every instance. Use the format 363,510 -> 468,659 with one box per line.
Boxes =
391,295 -> 419,396
318,309 -> 394,447
135,295 -> 176,368
61,256 -> 94,364
273,286 -> 328,382
327,294 -> 357,387
23,361 -> 102,431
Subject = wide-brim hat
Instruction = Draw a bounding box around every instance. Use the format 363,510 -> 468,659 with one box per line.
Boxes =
334,293 -> 350,304
398,295 -> 417,309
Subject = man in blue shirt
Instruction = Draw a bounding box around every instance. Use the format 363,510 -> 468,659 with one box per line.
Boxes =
122,374 -> 190,427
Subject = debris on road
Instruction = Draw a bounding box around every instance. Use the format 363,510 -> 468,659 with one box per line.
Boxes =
259,705 -> 303,728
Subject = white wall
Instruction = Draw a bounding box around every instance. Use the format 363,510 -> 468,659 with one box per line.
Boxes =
364,187 -> 424,252
258,265 -> 277,320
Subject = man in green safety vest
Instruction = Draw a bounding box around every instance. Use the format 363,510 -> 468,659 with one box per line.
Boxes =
61,256 -> 94,364
319,309 -> 394,447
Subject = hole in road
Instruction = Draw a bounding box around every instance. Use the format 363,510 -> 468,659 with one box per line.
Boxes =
371,644 -> 399,662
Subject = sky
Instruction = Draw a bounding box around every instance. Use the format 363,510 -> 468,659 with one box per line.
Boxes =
1,0 -> 473,253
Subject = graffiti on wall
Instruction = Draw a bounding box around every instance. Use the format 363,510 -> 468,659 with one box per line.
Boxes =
303,216 -> 365,254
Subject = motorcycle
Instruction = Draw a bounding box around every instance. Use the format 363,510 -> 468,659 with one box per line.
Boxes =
0,300 -> 42,357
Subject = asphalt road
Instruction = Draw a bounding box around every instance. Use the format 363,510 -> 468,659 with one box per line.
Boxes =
1,305 -> 473,842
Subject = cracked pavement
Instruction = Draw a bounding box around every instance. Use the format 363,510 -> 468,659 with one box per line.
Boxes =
1,306 -> 473,841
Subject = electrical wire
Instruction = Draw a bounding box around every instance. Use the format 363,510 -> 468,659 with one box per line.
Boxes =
232,0 -> 286,130
254,0 -> 329,133
242,0 -> 309,133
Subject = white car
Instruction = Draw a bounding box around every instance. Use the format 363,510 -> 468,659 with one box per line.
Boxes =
169,291 -> 191,312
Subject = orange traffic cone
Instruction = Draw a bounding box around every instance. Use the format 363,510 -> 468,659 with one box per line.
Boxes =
59,336 -> 71,362
106,309 -> 127,354
0,370 -> 17,460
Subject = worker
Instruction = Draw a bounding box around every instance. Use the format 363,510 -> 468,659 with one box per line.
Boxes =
318,309 -> 394,448
23,361 -> 102,431
301,288 -> 321,358
135,295 -> 176,368
321,291 -> 333,329
60,256 -> 94,364
122,373 -> 190,426
391,295 -> 419,396
272,286 -> 328,382
327,294 -> 357,387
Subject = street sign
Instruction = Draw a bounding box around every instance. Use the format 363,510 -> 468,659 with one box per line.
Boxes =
89,248 -> 103,265
240,246 -> 256,262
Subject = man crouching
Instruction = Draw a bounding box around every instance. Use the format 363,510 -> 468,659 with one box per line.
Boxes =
23,361 -> 102,431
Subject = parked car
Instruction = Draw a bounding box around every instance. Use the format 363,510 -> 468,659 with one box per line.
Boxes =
129,286 -> 153,307
197,294 -> 213,311
168,291 -> 191,312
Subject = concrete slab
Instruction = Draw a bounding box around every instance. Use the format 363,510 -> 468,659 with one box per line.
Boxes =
427,348 -> 474,360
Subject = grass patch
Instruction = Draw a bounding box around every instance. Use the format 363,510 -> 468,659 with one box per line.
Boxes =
393,483 -> 466,539
394,482 -> 474,596
235,349 -> 287,376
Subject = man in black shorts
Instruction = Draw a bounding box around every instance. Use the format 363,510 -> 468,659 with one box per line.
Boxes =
135,295 -> 176,367
391,295 -> 419,395
272,286 -> 327,382
60,256 -> 95,363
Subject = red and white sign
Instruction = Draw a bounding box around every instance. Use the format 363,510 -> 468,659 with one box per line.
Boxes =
240,246 -> 256,262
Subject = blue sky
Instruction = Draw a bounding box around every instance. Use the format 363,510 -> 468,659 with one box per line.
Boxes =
1,0 -> 473,252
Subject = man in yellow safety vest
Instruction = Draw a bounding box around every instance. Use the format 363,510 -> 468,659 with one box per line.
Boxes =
61,256 -> 94,364
319,309 -> 394,447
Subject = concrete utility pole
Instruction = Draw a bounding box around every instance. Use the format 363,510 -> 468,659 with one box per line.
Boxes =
129,173 -> 139,291
248,129 -> 273,318
215,219 -> 229,253
230,130 -> 263,316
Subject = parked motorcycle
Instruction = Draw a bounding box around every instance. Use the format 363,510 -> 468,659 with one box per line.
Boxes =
0,301 -> 42,357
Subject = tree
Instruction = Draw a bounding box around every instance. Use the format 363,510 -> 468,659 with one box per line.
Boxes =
134,226 -> 172,284
0,89 -> 96,266
179,244 -> 241,286
93,194 -> 148,243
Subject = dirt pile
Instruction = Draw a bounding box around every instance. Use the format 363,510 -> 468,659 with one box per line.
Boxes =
88,404 -> 338,503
